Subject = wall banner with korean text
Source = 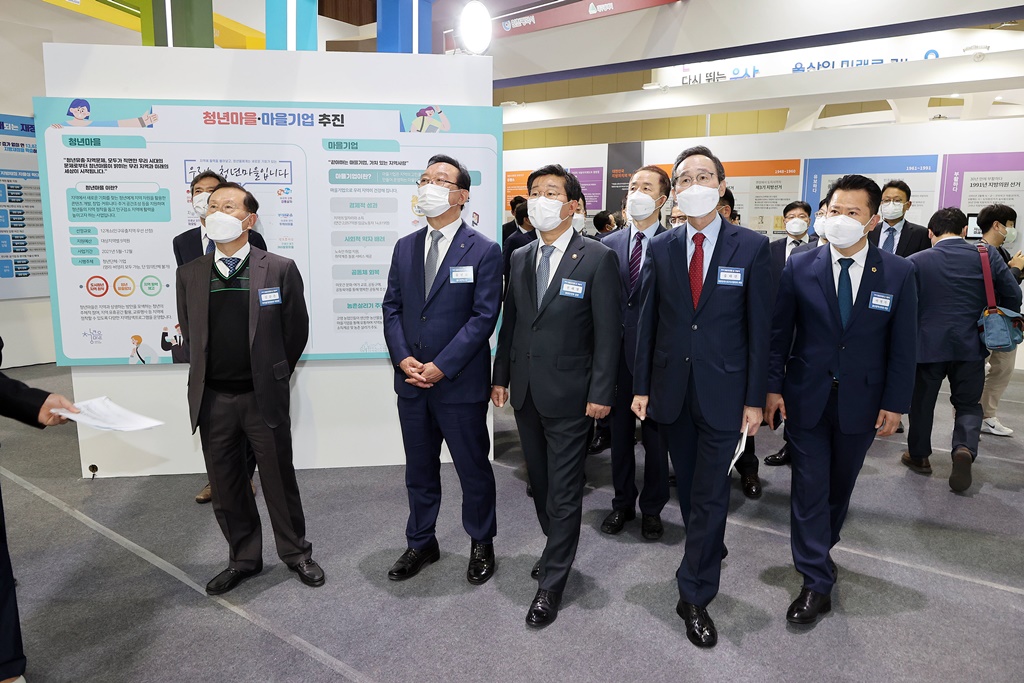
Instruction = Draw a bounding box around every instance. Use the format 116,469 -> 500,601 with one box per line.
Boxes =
0,113 -> 47,300
34,97 -> 502,366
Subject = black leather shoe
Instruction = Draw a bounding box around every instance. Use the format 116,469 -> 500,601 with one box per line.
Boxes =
526,482 -> 533,497
949,446 -> 974,492
763,445 -> 791,466
467,541 -> 496,585
668,474 -> 677,487
531,559 -> 541,580
600,509 -> 635,535
587,433 -> 610,454
676,600 -> 717,648
641,514 -> 664,540
896,420 -> 905,434
525,589 -> 561,629
206,566 -> 261,595
786,587 -> 832,624
721,544 -> 728,560
741,472 -> 762,499
901,451 -> 932,475
387,542 -> 440,581
290,558 -> 325,587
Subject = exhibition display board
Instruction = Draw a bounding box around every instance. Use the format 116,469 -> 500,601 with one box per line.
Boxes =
0,113 -> 47,299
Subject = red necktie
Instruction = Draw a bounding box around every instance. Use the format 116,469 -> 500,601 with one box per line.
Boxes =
689,232 -> 705,309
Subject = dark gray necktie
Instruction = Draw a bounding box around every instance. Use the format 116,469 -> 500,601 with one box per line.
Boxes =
424,230 -> 443,297
537,245 -> 555,310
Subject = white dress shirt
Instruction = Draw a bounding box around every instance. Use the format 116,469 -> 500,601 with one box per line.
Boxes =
534,227 -> 576,290
424,218 -> 462,267
214,241 -> 250,278
685,212 -> 723,284
785,233 -> 810,261
880,218 -> 905,253
629,220 -> 660,269
829,242 -> 868,301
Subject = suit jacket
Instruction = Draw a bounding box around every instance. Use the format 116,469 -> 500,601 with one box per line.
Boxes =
382,221 -> 502,404
633,219 -> 772,430
602,224 -> 666,374
868,220 -> 930,257
501,220 -> 518,244
0,337 -> 48,429
995,244 -> 1024,284
768,243 -> 918,434
502,228 -> 537,298
907,238 -> 1022,363
172,226 -> 268,267
770,235 -> 819,306
176,246 -> 309,432
492,230 -> 622,418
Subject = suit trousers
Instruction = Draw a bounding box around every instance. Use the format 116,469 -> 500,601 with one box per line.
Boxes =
198,389 -> 312,571
609,352 -> 669,515
788,386 -> 875,594
660,374 -> 739,608
514,389 -> 590,594
908,360 -> 985,460
0,483 -> 26,680
981,347 -> 1017,419
397,394 -> 496,548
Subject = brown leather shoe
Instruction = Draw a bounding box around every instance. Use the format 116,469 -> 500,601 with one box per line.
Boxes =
949,447 -> 974,492
900,451 -> 932,475
195,483 -> 212,504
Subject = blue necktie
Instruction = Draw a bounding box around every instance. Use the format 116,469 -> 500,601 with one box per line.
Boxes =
205,239 -> 215,255
838,258 -> 854,328
221,257 -> 241,276
537,245 -> 554,310
882,227 -> 896,254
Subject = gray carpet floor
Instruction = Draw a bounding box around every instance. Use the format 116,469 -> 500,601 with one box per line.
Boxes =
2,363 -> 1023,682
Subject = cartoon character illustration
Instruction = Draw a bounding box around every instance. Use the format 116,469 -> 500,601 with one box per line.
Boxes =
160,324 -> 189,364
128,334 -> 156,365
50,98 -> 159,129
410,106 -> 450,133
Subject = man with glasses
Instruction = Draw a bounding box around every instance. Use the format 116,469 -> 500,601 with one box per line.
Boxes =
492,164 -> 621,629
669,205 -> 687,228
867,180 -> 930,257
633,146 -> 772,648
382,154 -> 502,585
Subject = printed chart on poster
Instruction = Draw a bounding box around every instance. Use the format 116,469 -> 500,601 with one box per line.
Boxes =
721,160 -> 802,238
0,113 -> 47,299
505,165 -> 604,209
35,97 -> 502,365
802,155 -> 940,227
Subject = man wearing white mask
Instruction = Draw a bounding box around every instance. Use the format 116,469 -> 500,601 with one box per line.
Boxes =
633,146 -> 772,648
492,164 -> 621,629
173,170 -> 265,504
767,174 -> 917,625
382,154 -> 502,585
176,182 -> 324,596
867,180 -> 930,257
600,165 -> 671,539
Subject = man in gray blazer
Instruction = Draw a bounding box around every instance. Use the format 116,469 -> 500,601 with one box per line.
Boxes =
176,182 -> 323,595
492,164 -> 622,629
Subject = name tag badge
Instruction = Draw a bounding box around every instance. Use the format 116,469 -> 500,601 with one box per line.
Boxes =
869,291 -> 893,312
559,278 -> 586,299
717,266 -> 744,286
449,265 -> 474,284
258,287 -> 282,307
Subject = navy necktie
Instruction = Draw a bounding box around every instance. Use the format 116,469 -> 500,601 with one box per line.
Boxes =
221,257 -> 241,276
838,258 -> 854,328
882,227 -> 896,254
205,239 -> 216,255
628,232 -> 645,292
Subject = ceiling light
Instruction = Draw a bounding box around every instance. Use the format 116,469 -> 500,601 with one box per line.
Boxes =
951,93 -> 960,98
995,95 -> 1004,100
459,1 -> 492,55
642,82 -> 668,92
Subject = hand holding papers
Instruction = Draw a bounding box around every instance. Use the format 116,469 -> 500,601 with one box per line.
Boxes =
728,425 -> 749,476
51,396 -> 163,431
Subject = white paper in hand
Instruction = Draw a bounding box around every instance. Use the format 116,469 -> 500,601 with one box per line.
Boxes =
51,396 -> 163,432
728,425 -> 749,476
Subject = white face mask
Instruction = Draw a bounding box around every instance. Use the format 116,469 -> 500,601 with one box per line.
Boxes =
416,183 -> 454,218
785,218 -> 809,236
528,196 -> 568,232
205,211 -> 249,243
880,200 -> 905,221
191,191 -> 211,219
626,191 -> 661,221
674,184 -> 721,219
817,214 -> 870,249
1000,223 -> 1017,245
571,213 -> 586,232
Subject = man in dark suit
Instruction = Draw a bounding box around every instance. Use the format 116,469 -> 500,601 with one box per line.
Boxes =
868,179 -> 930,257
501,195 -> 526,243
759,200 -> 819,469
902,208 -> 1022,492
381,154 -> 503,585
502,201 -> 536,298
173,170 -> 266,504
0,337 -> 76,683
599,165 -> 671,539
492,164 -> 621,629
767,174 -> 918,625
176,182 -> 323,596
633,146 -> 772,648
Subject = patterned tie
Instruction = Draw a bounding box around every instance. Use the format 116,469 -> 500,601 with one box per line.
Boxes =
629,232 -> 645,292
537,245 -> 555,310
220,257 -> 241,276
205,239 -> 215,255
882,227 -> 896,254
424,230 -> 443,298
689,232 -> 706,309
838,257 -> 854,328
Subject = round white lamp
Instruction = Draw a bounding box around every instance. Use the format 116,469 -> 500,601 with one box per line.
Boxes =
459,1 -> 492,55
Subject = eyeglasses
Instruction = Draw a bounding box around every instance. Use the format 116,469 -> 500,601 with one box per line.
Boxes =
529,190 -> 567,200
416,178 -> 459,189
669,217 -> 687,226
880,200 -> 905,207
673,172 -> 717,190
